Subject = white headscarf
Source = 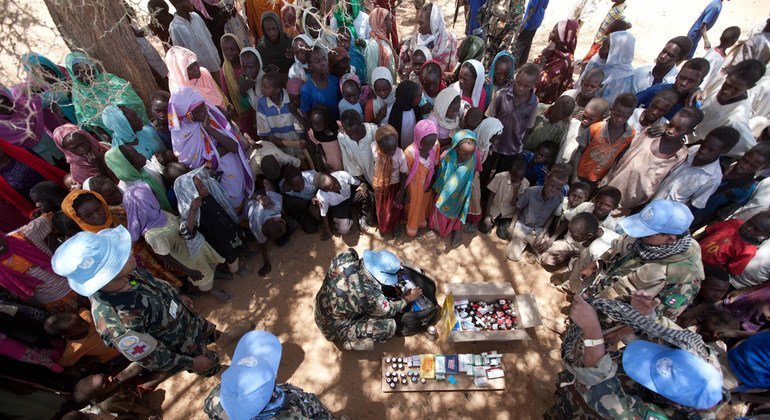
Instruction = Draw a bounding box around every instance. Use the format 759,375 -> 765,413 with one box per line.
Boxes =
451,59 -> 485,107
371,66 -> 396,120
602,31 -> 635,86
240,47 -> 265,109
414,46 -> 434,62
415,3 -> 450,56
431,87 -> 460,131
475,117 -> 503,163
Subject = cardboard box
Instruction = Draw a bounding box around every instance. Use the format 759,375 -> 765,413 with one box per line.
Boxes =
442,283 -> 542,342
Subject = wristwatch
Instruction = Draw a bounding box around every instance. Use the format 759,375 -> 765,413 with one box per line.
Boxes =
583,338 -> 605,347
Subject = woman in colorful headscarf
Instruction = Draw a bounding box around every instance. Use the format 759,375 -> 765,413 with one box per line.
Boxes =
245,0 -> 282,39
399,3 -> 458,76
0,139 -> 67,228
101,105 -> 165,159
534,19 -> 579,104
104,145 -> 172,211
64,52 -> 148,132
403,119 -> 440,236
452,59 -> 486,110
427,87 -> 461,148
387,80 -> 423,149
483,51 -> 515,110
52,124 -> 113,185
60,188 -> 181,286
0,85 -> 65,164
1,228 -> 77,314
330,0 -> 371,41
280,3 -> 299,38
598,30 -> 636,103
21,52 -> 77,124
429,129 -> 481,245
257,12 -> 295,74
169,87 -> 254,211
165,46 -> 231,109
123,182 -> 229,301
364,7 -> 397,83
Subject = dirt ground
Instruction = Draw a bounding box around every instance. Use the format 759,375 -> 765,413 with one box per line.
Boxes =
3,0 -> 770,419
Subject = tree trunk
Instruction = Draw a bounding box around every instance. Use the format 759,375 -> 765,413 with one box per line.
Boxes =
43,0 -> 158,108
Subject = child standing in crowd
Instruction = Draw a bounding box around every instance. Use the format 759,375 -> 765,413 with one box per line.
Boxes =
561,68 -> 604,117
655,126 -> 740,208
338,109 -> 377,187
338,73 -> 367,119
308,105 -> 343,172
387,80 -> 423,148
700,26 -> 741,89
575,93 -> 637,190
149,91 -> 173,149
418,61 -> 446,113
480,157 -> 528,239
636,58 -> 710,120
522,141 -> 559,186
428,88 -> 461,148
372,125 -> 408,237
403,120 -> 440,237
256,72 -> 304,159
300,46 -> 342,119
364,67 -> 396,125
627,88 -> 677,133
430,130 -> 481,246
288,35 -> 312,82
558,97 -> 609,165
603,108 -> 703,214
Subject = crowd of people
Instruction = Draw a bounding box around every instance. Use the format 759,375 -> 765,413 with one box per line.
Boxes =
1,0 -> 770,418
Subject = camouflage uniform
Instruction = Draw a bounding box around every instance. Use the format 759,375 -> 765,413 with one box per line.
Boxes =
583,235 -> 704,322
545,351 -> 716,419
204,383 -> 334,420
314,249 -> 407,347
90,269 -> 220,376
479,0 -> 527,65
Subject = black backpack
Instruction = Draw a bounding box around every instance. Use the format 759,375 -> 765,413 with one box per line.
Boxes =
382,266 -> 440,336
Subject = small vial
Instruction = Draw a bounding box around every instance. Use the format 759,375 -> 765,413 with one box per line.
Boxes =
398,363 -> 404,370
385,357 -> 392,363
401,378 -> 407,384
420,378 -> 426,384
389,382 -> 396,389
391,363 -> 397,370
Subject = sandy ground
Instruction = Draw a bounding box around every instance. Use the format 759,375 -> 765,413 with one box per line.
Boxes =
2,0 -> 770,419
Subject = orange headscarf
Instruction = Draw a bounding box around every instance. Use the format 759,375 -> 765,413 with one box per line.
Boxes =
61,189 -> 114,233
369,7 -> 394,69
372,124 -> 398,190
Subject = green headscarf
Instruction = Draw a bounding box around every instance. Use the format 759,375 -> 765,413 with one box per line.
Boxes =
104,147 -> 171,211
64,52 -> 149,132
333,0 -> 361,40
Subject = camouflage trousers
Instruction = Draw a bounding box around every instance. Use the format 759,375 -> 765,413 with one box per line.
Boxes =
193,321 -> 222,377
345,317 -> 397,346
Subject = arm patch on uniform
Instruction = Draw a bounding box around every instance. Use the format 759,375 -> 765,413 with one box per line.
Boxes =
111,330 -> 158,361
644,409 -> 669,420
662,293 -> 687,309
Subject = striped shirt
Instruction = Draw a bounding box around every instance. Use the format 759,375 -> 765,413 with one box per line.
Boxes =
9,217 -> 72,303
256,89 -> 303,141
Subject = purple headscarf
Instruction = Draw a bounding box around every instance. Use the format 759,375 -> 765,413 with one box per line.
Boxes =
0,86 -> 45,147
405,119 -> 439,189
168,87 -> 255,209
123,182 -> 168,242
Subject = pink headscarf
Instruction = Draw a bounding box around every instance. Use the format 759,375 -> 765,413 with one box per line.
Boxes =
405,119 -> 439,189
369,7 -> 394,68
165,46 -> 226,107
190,0 -> 220,19
52,124 -> 110,184
339,73 -> 371,106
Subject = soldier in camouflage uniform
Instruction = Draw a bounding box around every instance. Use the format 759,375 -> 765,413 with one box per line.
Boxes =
478,0 -> 527,66
545,295 -> 724,419
52,226 -> 251,377
580,200 -> 704,324
204,331 -> 334,420
314,249 -> 423,350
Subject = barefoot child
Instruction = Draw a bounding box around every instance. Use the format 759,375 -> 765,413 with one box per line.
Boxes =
246,180 -> 289,277
403,120 -> 440,237
307,105 -> 342,171
429,130 -> 482,246
372,125 -> 408,237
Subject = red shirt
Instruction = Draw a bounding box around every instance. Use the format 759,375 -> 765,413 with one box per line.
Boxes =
699,219 -> 758,276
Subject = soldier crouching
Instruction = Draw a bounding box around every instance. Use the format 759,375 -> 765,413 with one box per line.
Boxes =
52,226 -> 253,377
314,249 -> 424,351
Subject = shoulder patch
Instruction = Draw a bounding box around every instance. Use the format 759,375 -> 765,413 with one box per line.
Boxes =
662,293 -> 687,309
111,330 -> 158,361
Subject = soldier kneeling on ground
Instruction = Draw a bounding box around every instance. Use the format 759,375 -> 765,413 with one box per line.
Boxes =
52,225 -> 253,378
314,249 -> 424,350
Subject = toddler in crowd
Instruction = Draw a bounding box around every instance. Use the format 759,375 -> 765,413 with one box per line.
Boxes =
480,157 -> 529,239
308,105 -> 343,172
371,125 -> 408,237
522,141 -> 559,186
